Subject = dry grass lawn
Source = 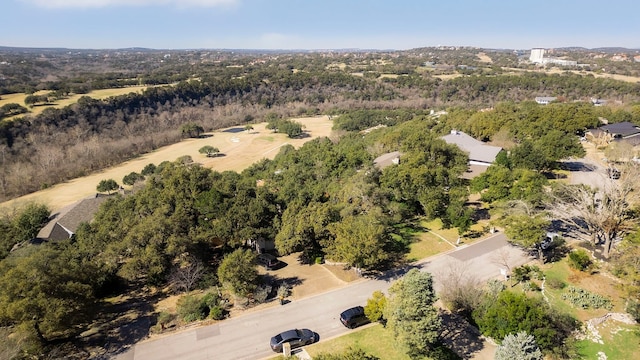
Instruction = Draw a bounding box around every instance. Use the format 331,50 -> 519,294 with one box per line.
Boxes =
1,115 -> 334,213
0,86 -> 149,119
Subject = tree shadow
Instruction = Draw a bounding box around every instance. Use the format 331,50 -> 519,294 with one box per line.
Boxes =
75,286 -> 163,359
438,311 -> 487,359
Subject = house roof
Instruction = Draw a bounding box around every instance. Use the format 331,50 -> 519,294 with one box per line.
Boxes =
37,194 -> 109,241
613,134 -> 640,147
598,122 -> 640,138
441,131 -> 502,164
373,151 -> 401,169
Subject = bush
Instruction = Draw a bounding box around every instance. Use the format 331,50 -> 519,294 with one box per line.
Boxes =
561,286 -> 612,310
176,295 -> 206,323
523,281 -> 541,292
364,290 -> 387,323
254,284 -> 272,303
546,277 -> 566,290
568,249 -> 592,271
625,299 -> 640,322
209,305 -> 226,320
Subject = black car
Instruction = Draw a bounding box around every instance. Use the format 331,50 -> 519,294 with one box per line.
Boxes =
270,328 -> 315,352
257,253 -> 280,270
339,306 -> 370,329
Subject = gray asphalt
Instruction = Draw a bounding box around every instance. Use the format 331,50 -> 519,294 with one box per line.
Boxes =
114,233 -> 530,360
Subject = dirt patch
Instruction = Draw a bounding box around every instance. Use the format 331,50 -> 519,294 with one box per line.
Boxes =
1,115 -> 333,213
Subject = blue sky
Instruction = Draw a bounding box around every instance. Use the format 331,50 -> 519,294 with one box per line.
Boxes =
2,0 -> 639,50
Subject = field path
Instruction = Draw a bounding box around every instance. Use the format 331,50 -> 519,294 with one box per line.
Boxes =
1,115 -> 333,213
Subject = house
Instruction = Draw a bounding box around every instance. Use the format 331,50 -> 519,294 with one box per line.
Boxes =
36,194 -> 109,241
373,151 -> 400,170
589,122 -> 640,141
535,96 -> 557,105
587,121 -> 640,148
442,130 -> 503,179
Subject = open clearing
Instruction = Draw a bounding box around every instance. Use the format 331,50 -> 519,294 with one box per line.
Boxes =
0,86 -> 149,118
0,115 -> 333,213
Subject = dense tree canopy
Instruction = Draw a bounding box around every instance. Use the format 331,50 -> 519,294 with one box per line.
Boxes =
384,269 -> 442,358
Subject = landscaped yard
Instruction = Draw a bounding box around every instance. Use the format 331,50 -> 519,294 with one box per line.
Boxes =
305,324 -> 411,360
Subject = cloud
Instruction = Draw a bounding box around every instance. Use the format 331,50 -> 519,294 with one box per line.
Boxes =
21,0 -> 239,8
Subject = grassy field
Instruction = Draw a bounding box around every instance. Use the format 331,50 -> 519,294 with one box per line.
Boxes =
0,86 -> 148,118
576,322 -> 639,360
304,324 -> 412,360
0,115 -> 334,213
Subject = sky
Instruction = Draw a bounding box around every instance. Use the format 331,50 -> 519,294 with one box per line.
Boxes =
1,0 -> 639,50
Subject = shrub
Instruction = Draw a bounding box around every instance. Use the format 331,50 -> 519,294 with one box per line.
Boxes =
522,281 -> 540,292
176,295 -> 206,323
561,286 -> 612,310
568,249 -> 592,271
546,277 -> 566,290
157,311 -> 174,330
625,299 -> 640,322
364,290 -> 387,322
209,305 -> 226,320
254,284 -> 272,303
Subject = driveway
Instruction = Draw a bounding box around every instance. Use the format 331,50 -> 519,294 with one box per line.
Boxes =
114,233 -> 531,360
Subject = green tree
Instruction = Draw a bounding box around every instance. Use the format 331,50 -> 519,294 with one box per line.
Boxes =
495,331 -> 543,360
325,214 -> 389,270
0,246 -> 97,342
141,163 -> 157,176
473,290 -> 577,351
180,123 -> 204,138
364,290 -> 387,323
122,171 -> 144,186
503,214 -> 549,261
244,125 -> 254,133
217,248 -> 258,297
198,145 -> 220,157
96,179 -> 119,194
384,268 -> 442,358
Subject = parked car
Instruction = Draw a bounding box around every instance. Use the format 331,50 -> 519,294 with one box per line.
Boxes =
339,306 -> 370,329
269,328 -> 315,352
257,253 -> 280,270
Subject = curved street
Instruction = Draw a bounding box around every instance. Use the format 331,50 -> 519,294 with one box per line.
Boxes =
115,233 -> 530,360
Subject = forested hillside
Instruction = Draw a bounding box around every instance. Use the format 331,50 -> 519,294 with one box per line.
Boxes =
1,47 -> 640,359
1,48 -> 640,202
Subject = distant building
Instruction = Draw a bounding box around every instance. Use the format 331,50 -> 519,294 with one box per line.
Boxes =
535,96 -> 557,105
529,48 -> 577,66
442,130 -> 503,179
530,48 -> 545,63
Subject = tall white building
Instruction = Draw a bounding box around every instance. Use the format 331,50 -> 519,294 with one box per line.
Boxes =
530,48 -> 545,63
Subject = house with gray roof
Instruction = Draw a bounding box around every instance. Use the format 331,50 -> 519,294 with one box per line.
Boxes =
442,130 -> 503,179
373,151 -> 401,169
588,121 -> 640,146
36,194 -> 109,241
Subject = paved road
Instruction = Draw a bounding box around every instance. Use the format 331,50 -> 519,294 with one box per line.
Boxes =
115,233 -> 530,360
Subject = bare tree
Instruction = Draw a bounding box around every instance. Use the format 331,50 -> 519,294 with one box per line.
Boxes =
436,260 -> 483,315
168,257 -> 206,293
545,167 -> 639,259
